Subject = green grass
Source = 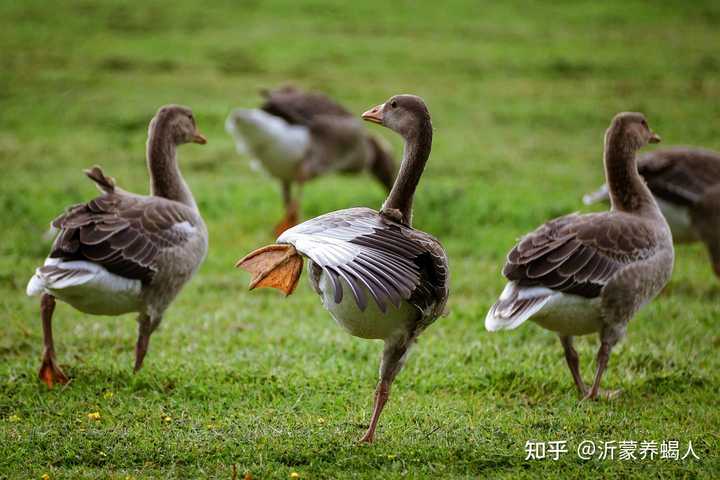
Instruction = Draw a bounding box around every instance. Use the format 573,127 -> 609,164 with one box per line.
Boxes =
1,0 -> 719,478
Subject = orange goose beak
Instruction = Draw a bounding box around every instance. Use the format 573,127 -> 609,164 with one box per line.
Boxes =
649,132 -> 661,144
192,132 -> 208,144
362,104 -> 384,125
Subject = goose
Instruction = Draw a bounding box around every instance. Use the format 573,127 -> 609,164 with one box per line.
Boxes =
486,113 -> 674,400
584,147 -> 720,278
26,105 -> 209,388
236,95 -> 449,442
225,86 -> 396,235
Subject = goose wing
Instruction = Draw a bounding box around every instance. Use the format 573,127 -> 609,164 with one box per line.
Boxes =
260,86 -> 351,126
638,148 -> 720,207
278,207 -> 449,319
503,212 -> 660,298
50,181 -> 202,283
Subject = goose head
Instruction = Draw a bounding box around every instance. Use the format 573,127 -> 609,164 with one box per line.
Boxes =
150,105 -> 207,146
606,112 -> 661,150
362,94 -> 431,140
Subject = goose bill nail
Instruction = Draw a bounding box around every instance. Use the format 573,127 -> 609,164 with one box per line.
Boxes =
192,132 -> 208,144
361,105 -> 384,124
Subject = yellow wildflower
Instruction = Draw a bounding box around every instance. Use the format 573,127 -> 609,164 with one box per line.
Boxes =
87,412 -> 101,421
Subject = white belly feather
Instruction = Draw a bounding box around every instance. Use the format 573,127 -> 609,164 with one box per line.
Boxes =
531,293 -> 603,336
315,266 -> 415,340
27,258 -> 142,315
487,282 -> 604,337
226,109 -> 309,182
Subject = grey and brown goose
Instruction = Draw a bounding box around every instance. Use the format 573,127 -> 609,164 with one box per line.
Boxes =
226,85 -> 396,235
486,113 -> 674,400
237,95 -> 449,442
26,105 -> 209,388
584,147 -> 720,278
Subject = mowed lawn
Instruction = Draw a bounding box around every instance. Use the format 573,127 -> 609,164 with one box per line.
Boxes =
1,1 -> 719,478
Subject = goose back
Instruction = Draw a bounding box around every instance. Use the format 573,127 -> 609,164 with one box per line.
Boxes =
50,170 -> 206,284
638,147 -> 720,207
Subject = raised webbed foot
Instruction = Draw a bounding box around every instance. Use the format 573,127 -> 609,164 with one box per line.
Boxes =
236,244 -> 303,295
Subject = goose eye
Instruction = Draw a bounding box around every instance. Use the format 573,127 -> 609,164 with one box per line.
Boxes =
390,100 -> 397,108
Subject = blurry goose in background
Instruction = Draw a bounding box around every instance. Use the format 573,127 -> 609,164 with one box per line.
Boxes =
226,85 -> 396,235
237,95 -> 449,443
584,147 -> 720,278
486,113 -> 673,400
27,105 -> 209,388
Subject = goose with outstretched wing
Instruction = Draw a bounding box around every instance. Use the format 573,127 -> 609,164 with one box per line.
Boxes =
237,95 -> 448,443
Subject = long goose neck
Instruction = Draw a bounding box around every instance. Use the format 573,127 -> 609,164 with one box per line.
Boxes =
382,118 -> 433,226
146,124 -> 197,210
604,130 -> 656,216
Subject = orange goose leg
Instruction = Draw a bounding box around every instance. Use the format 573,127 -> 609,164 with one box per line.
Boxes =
360,381 -> 391,443
38,294 -> 69,388
359,338 -> 411,443
273,182 -> 300,236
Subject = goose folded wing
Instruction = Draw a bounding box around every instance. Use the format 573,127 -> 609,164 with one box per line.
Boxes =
305,116 -> 368,175
638,150 -> 720,207
49,194 -> 200,283
279,208 -> 444,314
503,213 -> 656,298
261,87 -> 351,126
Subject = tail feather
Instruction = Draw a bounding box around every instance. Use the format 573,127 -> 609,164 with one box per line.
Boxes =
485,282 -> 553,331
85,166 -> 116,194
27,264 -> 95,296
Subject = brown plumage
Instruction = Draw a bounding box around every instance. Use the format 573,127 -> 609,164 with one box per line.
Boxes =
50,185 -> 202,283
584,147 -> 720,276
263,85 -> 397,190
27,105 -> 208,388
226,86 -> 397,235
260,85 -> 351,124
487,112 -> 674,401
638,147 -> 720,206
504,212 -> 662,299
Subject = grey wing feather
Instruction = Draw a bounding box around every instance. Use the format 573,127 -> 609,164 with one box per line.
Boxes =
638,148 -> 720,207
279,207 -> 449,320
503,213 -> 658,298
50,186 -> 201,283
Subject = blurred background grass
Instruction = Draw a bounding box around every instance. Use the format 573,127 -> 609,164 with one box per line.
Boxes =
1,0 -> 719,478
